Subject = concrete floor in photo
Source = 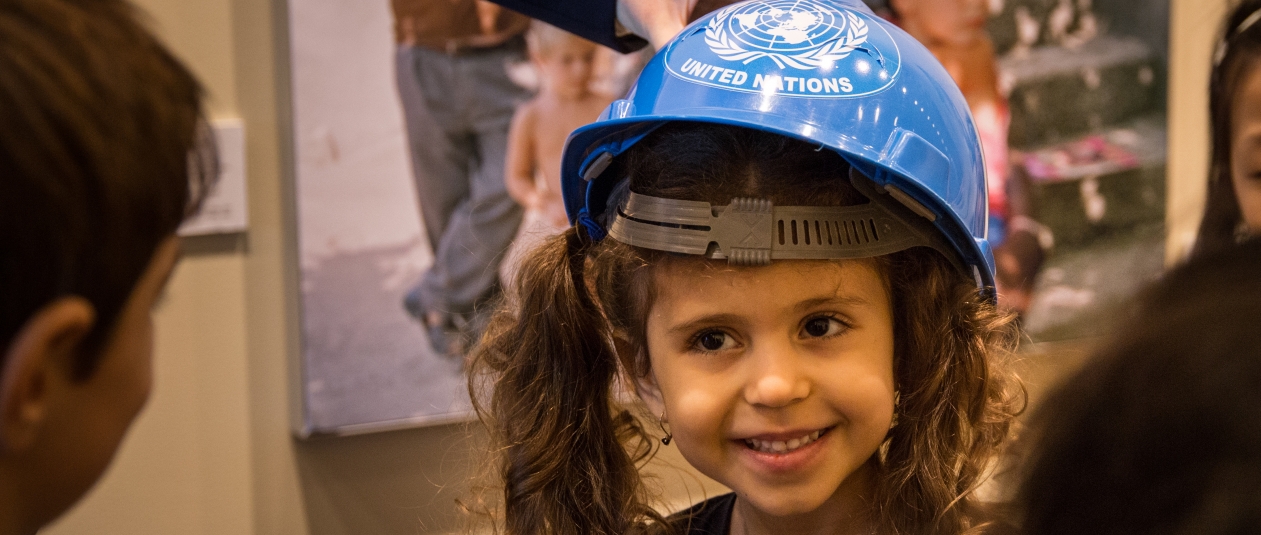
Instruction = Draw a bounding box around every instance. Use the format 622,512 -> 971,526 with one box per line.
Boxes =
300,240 -> 472,433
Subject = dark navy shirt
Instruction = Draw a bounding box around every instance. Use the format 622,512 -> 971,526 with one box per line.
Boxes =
671,493 -> 736,535
668,492 -> 1020,535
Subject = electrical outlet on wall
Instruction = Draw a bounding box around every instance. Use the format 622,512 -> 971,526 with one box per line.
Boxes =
179,118 -> 248,236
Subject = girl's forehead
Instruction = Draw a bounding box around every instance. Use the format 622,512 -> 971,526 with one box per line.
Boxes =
650,257 -> 887,298
653,256 -> 885,282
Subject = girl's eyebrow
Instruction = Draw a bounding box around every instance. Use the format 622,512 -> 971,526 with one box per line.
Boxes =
665,295 -> 871,335
793,294 -> 869,313
666,313 -> 744,336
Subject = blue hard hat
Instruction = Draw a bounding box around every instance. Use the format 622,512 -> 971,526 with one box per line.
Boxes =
560,0 -> 994,288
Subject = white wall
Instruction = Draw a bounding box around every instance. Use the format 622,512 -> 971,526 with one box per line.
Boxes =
1166,0 -> 1229,261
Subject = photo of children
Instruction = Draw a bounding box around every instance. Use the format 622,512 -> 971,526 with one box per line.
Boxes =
501,22 -> 616,279
287,1 -> 643,434
288,0 -> 525,433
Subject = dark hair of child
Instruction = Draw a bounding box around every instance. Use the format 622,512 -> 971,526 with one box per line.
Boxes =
468,123 -> 1025,535
1017,237 -> 1261,535
1196,0 -> 1261,257
0,0 -> 214,377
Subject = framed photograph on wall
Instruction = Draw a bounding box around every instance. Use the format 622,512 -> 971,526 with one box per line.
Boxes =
285,0 -> 647,437
287,0 -> 470,436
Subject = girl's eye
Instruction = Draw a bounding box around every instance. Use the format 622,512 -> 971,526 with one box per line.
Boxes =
802,316 -> 846,338
693,331 -> 735,352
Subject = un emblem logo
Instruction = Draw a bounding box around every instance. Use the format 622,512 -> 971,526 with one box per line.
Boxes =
705,0 -> 869,69
663,0 -> 899,98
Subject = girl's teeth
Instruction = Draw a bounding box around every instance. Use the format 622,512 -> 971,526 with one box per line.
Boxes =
744,430 -> 824,454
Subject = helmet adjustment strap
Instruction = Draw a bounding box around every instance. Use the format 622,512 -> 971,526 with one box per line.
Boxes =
608,172 -> 951,267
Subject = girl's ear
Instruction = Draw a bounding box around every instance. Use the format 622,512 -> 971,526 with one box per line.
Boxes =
634,372 -> 666,418
613,338 -> 666,416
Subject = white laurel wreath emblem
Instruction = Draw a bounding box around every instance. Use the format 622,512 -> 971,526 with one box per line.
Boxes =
704,5 -> 869,70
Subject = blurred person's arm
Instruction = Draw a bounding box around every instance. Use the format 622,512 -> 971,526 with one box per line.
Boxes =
505,103 -> 541,209
486,0 -> 700,51
476,1 -> 502,35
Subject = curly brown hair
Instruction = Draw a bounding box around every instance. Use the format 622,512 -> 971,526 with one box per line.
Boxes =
469,123 -> 1023,535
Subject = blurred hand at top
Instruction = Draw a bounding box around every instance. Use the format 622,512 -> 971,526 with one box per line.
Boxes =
617,0 -> 701,49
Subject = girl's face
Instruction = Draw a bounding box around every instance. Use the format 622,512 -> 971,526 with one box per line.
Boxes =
1230,62 -> 1261,233
639,259 -> 896,519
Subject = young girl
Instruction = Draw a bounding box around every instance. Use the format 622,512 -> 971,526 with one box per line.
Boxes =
470,1 -> 1023,533
1195,0 -> 1261,258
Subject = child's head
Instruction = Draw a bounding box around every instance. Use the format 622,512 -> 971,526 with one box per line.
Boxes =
527,21 -> 598,97
1017,238 -> 1261,535
472,1 -> 1020,534
0,0 -> 210,529
1198,0 -> 1261,257
475,124 -> 1020,534
889,0 -> 989,47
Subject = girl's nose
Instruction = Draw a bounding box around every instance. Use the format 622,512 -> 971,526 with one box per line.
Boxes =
743,342 -> 811,408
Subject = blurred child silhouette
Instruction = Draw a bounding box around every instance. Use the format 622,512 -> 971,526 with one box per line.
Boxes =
891,0 -> 1048,315
0,0 -> 212,532
505,21 -> 615,232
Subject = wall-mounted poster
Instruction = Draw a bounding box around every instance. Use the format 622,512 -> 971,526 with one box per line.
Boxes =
288,0 -> 466,435
286,0 -> 645,436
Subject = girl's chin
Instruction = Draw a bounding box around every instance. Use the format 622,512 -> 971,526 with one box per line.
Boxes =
731,460 -> 879,521
736,492 -> 833,519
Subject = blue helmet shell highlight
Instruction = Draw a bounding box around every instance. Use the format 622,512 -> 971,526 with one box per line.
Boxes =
561,0 -> 995,288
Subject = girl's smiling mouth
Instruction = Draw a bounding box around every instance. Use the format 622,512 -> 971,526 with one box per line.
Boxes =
741,427 -> 832,454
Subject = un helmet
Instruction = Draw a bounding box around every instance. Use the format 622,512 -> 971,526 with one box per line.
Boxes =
560,0 -> 994,290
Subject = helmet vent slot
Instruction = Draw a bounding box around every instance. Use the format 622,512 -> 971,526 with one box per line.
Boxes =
772,219 -> 884,247
775,219 -> 882,246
